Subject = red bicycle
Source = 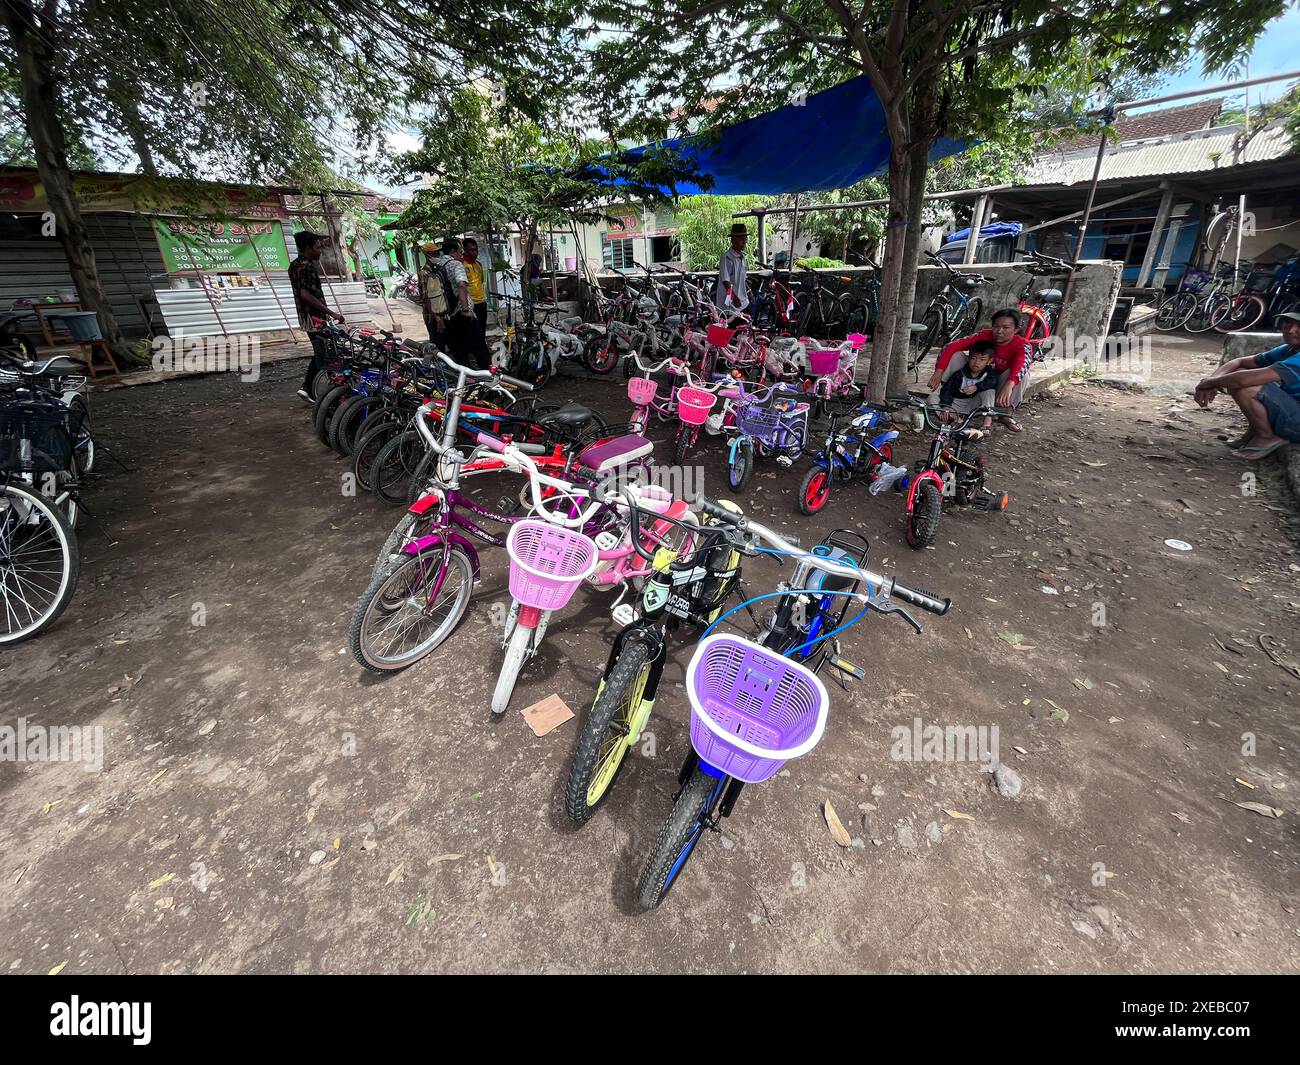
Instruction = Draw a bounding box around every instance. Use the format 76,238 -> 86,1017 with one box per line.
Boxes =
1013,249 -> 1076,357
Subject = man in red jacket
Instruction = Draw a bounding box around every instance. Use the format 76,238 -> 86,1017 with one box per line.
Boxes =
926,308 -> 1030,432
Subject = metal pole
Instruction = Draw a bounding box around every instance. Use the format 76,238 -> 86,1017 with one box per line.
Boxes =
248,228 -> 298,337
1112,67 -> 1300,112
1059,127 -> 1110,329
963,195 -> 987,265
756,210 -> 767,264
789,193 -> 802,263
178,230 -> 230,337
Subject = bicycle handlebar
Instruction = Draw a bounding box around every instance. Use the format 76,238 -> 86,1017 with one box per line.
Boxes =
696,499 -> 951,616
473,431 -> 603,529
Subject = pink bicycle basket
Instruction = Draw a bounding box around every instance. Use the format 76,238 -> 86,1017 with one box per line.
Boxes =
706,324 -> 736,348
685,633 -> 829,783
844,332 -> 868,349
676,386 -> 717,425
505,520 -> 599,611
627,376 -> 658,406
808,349 -> 840,375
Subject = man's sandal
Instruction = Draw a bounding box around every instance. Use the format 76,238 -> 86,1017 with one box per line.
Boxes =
1233,440 -> 1288,461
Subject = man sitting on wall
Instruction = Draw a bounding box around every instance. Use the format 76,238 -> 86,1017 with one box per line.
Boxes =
1194,311 -> 1300,460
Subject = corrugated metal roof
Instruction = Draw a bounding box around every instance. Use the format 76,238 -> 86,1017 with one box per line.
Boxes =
1024,122 -> 1293,187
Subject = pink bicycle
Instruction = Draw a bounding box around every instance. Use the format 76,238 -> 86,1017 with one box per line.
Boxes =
625,353 -> 730,464
804,332 -> 867,417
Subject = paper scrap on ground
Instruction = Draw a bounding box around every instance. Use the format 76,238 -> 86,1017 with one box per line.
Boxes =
521,694 -> 574,737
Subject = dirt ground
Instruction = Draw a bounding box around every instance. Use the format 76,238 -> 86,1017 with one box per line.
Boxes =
2,330 -> 1298,975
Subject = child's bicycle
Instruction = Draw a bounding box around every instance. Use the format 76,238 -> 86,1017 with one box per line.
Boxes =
625,352 -> 729,464
636,499 -> 952,909
898,396 -> 1010,549
797,402 -> 899,514
804,332 -> 867,418
723,379 -> 810,491
564,498 -> 744,824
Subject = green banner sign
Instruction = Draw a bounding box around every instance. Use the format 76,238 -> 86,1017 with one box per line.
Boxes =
153,217 -> 290,273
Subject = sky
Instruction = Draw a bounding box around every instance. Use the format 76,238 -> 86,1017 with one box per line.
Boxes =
1133,7 -> 1300,113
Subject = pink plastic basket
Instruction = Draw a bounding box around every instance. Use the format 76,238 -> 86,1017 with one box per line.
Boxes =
808,349 -> 840,375
627,376 -> 658,406
676,386 -> 717,425
506,520 -> 599,611
686,634 -> 829,783
706,324 -> 736,348
844,332 -> 867,349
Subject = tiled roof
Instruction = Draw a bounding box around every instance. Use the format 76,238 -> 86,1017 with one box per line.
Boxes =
1051,99 -> 1224,153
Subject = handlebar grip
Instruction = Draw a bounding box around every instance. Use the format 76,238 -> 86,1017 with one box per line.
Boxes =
891,582 -> 951,616
498,373 -> 534,392
475,432 -> 506,452
698,498 -> 744,526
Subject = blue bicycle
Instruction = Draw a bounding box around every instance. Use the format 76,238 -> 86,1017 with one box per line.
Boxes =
797,404 -> 898,515
911,251 -> 988,373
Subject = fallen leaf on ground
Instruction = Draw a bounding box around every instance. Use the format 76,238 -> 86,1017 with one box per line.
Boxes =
147,769 -> 168,787
1234,778 -> 1257,790
385,864 -> 405,886
823,800 -> 852,847
48,962 -> 66,976
148,872 -> 175,890
333,837 -> 341,850
1227,799 -> 1283,818
944,809 -> 975,821
40,800 -> 62,814
429,853 -> 464,865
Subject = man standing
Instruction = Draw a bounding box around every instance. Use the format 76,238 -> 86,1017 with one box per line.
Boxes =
463,237 -> 492,368
289,230 -> 344,401
715,222 -> 749,312
1194,310 -> 1300,460
433,237 -> 484,369
416,240 -> 443,348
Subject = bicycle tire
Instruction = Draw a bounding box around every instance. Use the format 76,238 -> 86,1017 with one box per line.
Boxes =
725,437 -> 754,492
1155,292 -> 1195,330
636,766 -> 725,910
565,637 -> 656,823
313,384 -> 351,446
371,430 -> 424,507
798,464 -> 831,514
0,482 -> 79,644
329,393 -> 377,455
910,307 -> 946,372
1213,294 -> 1266,333
905,479 -> 942,549
352,416 -> 401,493
1187,294 -> 1226,333
491,620 -> 534,715
348,544 -> 474,672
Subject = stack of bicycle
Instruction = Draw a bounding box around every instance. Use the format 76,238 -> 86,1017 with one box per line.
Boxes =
339,343 -> 962,909
0,312 -> 95,645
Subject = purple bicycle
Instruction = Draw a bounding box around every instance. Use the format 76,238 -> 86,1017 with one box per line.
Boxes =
723,380 -> 810,491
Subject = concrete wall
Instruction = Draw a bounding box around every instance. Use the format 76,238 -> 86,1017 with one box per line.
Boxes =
1221,330 -> 1288,363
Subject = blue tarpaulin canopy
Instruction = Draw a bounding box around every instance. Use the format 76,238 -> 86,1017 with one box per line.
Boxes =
625,75 -> 966,196
944,221 -> 1023,244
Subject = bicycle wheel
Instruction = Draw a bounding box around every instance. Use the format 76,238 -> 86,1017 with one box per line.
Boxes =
637,766 -> 727,910
309,368 -> 334,401
584,334 -> 619,375
313,384 -> 351,446
725,437 -> 754,492
491,619 -> 535,715
905,479 -> 942,549
352,416 -> 401,493
348,543 -> 474,672
1155,293 -> 1196,330
962,298 -> 983,334
0,481 -> 79,645
799,464 -> 832,514
911,307 -> 945,372
1187,294 -> 1225,333
371,430 -> 424,507
671,422 -> 700,466
68,395 -> 93,476
1212,295 -> 1266,333
565,637 -> 656,823
329,393 -> 377,455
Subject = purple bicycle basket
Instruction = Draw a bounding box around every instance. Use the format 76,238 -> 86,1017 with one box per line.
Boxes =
685,633 -> 829,783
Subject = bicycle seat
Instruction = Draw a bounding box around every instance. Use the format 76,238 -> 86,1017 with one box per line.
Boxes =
1035,288 -> 1063,303
576,433 -> 654,473
538,402 -> 595,428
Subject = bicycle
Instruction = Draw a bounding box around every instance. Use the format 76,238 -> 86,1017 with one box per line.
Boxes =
635,499 -> 951,908
911,252 -> 988,373
564,498 -> 744,823
899,397 -> 1011,549
797,402 -> 899,515
723,379 -> 810,490
793,264 -> 851,341
1012,249 -> 1076,357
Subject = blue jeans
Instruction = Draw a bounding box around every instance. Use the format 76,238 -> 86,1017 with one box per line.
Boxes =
1259,382 -> 1300,442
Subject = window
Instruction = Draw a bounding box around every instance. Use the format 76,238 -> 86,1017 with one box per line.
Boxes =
650,235 -> 678,263
1100,222 -> 1152,266
603,236 -> 635,270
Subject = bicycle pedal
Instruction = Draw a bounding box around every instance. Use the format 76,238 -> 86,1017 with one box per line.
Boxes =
827,657 -> 865,680
776,454 -> 793,468
612,603 -> 637,627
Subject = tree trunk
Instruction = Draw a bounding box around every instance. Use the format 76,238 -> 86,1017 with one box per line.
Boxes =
867,129 -> 910,401
3,3 -> 134,366
887,131 -> 933,396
